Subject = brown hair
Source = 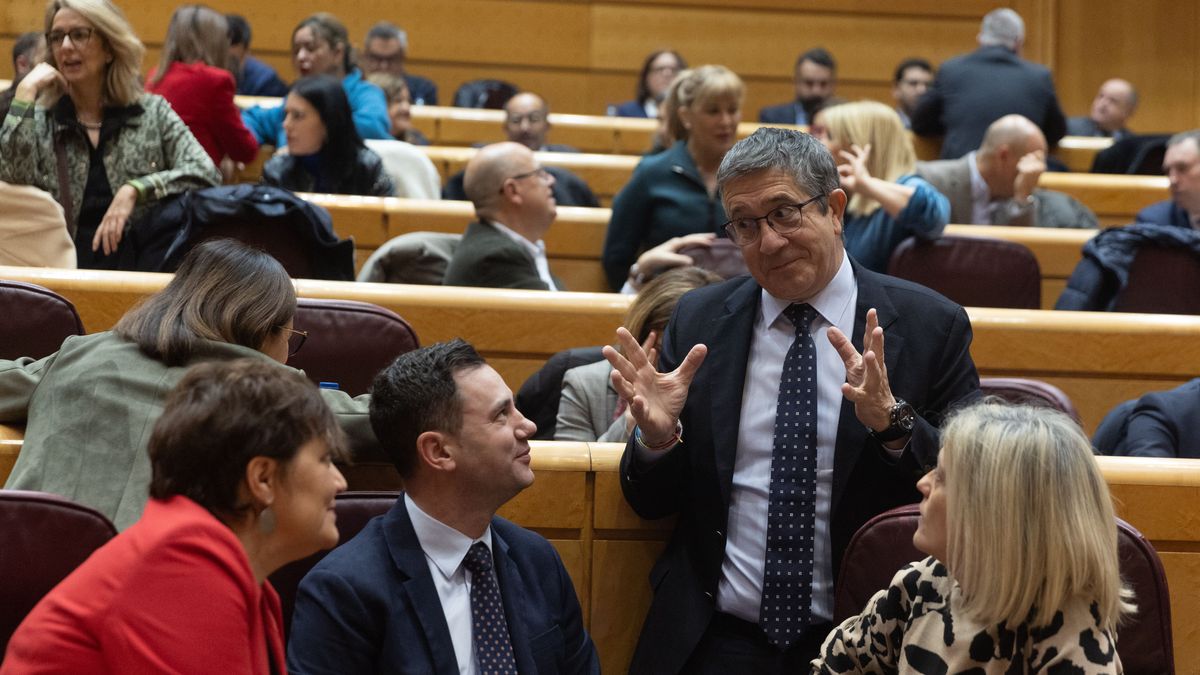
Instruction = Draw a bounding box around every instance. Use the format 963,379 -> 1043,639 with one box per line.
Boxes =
626,266 -> 721,344
152,4 -> 230,85
113,239 -> 295,367
148,359 -> 347,519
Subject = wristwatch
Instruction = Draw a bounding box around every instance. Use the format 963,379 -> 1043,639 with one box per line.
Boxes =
871,399 -> 915,443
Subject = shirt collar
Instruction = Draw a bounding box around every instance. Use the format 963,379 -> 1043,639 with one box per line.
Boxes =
405,493 -> 493,581
490,219 -> 545,256
759,250 -> 856,333
966,151 -> 991,203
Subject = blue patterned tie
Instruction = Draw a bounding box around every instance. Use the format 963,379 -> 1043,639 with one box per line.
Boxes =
462,542 -> 519,674
760,303 -> 818,648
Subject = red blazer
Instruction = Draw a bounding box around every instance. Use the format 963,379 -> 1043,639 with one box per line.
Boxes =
2,496 -> 285,675
147,61 -> 259,165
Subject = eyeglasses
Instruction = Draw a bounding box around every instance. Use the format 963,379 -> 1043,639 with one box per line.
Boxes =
281,327 -> 308,357
364,52 -> 403,67
505,113 -> 547,126
46,27 -> 94,49
499,167 -> 552,193
649,65 -> 681,76
722,193 -> 826,246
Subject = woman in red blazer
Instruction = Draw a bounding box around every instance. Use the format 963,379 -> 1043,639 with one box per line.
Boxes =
146,5 -> 258,167
2,358 -> 348,674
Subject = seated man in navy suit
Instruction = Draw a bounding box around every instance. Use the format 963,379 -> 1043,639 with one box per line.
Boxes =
288,339 -> 599,675
1136,130 -> 1200,230
758,48 -> 842,127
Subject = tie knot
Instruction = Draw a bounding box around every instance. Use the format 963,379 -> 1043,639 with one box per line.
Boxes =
784,303 -> 817,335
462,541 -> 493,575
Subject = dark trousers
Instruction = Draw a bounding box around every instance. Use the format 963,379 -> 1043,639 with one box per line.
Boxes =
680,612 -> 832,674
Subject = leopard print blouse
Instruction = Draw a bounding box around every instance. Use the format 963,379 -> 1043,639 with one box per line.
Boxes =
812,557 -> 1122,674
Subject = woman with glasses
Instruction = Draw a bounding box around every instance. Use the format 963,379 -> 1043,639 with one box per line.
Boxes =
0,0 -> 220,269
810,100 -> 949,272
241,13 -> 390,150
812,402 -> 1129,673
260,75 -> 394,197
602,64 -> 744,290
610,49 -> 687,119
145,5 -> 259,169
4,359 -> 347,673
0,239 -> 374,531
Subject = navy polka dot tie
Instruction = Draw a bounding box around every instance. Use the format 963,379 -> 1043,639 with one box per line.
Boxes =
463,542 -> 518,674
760,303 -> 818,648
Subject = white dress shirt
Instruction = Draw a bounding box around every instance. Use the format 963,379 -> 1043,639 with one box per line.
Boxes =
406,494 -> 495,675
715,250 -> 857,626
490,220 -> 558,291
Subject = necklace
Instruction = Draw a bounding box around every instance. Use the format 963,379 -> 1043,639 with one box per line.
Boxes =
77,118 -> 102,130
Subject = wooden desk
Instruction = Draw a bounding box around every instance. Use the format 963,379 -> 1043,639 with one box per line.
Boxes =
1055,136 -> 1113,173
4,267 -> 1199,436
1038,173 -> 1167,226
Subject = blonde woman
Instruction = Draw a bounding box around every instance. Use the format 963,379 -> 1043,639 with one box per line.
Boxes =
813,402 -> 1130,672
812,100 -> 948,272
602,65 -> 744,290
0,0 -> 219,268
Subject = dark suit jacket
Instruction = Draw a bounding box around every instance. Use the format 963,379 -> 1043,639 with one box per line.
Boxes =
1066,115 -> 1130,141
443,221 -> 564,291
1137,200 -> 1193,230
619,264 -> 979,674
404,73 -> 438,106
911,45 -> 1067,160
1114,378 -> 1200,458
287,497 -> 599,674
758,101 -> 803,125
611,100 -> 649,118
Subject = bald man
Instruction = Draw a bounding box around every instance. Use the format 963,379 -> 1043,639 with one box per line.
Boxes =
916,114 -> 1097,229
503,92 -> 578,153
1067,79 -> 1137,140
443,142 -> 565,290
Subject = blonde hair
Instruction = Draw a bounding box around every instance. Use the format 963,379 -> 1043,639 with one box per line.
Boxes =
820,100 -> 915,216
663,65 -> 745,144
939,402 -> 1134,631
152,4 -> 230,85
44,0 -> 145,107
625,267 -> 721,344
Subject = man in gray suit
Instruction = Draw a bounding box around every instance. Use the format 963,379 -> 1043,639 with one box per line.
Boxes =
443,142 -> 565,290
916,115 -> 1096,229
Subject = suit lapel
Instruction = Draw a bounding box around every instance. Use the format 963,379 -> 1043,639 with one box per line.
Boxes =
490,526 -> 537,673
709,277 -> 760,505
831,265 -> 905,515
384,499 -> 462,675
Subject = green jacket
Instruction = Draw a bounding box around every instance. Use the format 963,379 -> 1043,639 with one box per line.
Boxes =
0,93 -> 220,229
0,332 -> 378,531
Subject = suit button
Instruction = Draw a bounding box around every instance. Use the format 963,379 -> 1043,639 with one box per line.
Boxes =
714,529 -> 723,539
704,591 -> 714,601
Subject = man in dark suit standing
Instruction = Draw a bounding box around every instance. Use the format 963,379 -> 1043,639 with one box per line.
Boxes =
911,8 -> 1066,160
444,142 -> 566,290
604,127 -> 979,671
288,339 -> 599,675
758,48 -> 842,127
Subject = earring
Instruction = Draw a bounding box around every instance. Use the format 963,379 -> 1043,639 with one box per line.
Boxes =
257,506 -> 276,535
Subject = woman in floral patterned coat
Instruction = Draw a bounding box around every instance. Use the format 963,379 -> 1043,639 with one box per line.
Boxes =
0,0 -> 219,268
812,402 -> 1132,674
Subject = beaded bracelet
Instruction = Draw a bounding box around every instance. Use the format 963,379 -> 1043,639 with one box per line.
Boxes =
635,419 -> 683,451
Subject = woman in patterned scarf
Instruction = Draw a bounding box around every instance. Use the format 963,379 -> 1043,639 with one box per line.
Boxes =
813,401 -> 1132,673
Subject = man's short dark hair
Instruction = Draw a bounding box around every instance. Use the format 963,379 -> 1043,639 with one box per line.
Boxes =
796,47 -> 836,73
12,32 -> 42,68
369,339 -> 487,478
226,13 -> 251,47
893,57 -> 933,84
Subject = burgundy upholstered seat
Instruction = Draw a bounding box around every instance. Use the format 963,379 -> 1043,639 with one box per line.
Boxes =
0,490 -> 118,655
887,235 -> 1042,309
0,280 -> 84,361
833,504 -> 1173,675
268,491 -> 399,639
1112,245 -> 1200,315
290,298 -> 420,397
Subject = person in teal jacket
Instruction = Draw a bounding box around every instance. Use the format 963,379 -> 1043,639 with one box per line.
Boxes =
241,13 -> 389,148
602,65 -> 744,290
814,100 -> 949,272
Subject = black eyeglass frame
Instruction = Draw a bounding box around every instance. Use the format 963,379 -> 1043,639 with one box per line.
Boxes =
722,193 -> 827,246
281,327 -> 308,357
46,27 -> 95,50
497,167 -> 551,194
